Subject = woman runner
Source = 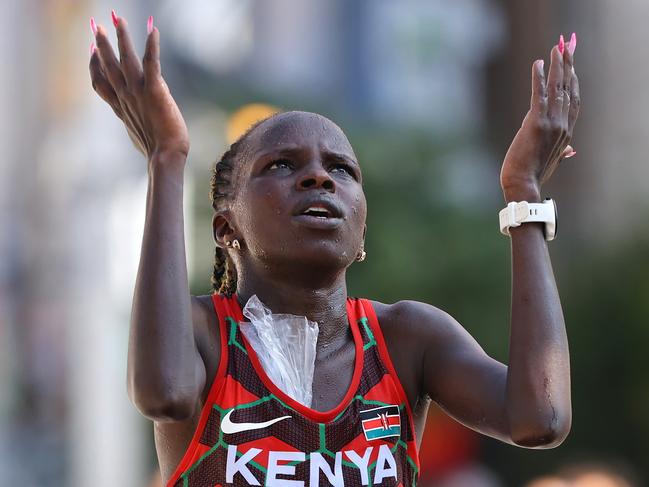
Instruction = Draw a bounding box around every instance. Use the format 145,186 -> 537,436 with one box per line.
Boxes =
89,12 -> 579,487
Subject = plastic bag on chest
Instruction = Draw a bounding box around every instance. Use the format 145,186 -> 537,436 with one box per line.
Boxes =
240,295 -> 319,407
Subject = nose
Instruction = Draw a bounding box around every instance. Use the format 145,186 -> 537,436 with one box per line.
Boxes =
296,162 -> 335,192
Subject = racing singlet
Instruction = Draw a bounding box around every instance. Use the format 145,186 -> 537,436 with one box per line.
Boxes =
167,294 -> 420,486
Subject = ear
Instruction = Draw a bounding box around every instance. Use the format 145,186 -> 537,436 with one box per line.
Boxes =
361,224 -> 367,243
213,211 -> 236,247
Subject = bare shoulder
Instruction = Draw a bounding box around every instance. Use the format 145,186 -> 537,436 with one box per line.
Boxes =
369,299 -> 463,346
369,299 -> 483,374
366,299 -> 461,403
368,299 -> 486,404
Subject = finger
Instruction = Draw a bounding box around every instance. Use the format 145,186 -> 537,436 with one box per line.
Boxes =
91,44 -> 143,136
544,143 -> 575,183
95,24 -> 126,93
113,13 -> 143,88
143,21 -> 161,84
544,41 -> 568,170
568,65 -> 580,133
546,42 -> 565,122
530,59 -> 547,114
561,145 -> 576,159
561,44 -> 573,121
89,46 -> 122,113
567,32 -> 577,57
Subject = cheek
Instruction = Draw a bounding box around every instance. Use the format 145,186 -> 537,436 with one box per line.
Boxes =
341,190 -> 367,250
350,191 -> 367,227
234,184 -> 293,249
236,180 -> 280,216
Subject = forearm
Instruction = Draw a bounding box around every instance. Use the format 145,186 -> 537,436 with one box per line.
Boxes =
128,153 -> 202,419
505,214 -> 571,447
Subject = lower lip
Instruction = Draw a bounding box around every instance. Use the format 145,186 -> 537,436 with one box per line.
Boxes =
292,214 -> 344,230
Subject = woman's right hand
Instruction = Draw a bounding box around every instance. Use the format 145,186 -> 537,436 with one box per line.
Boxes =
89,13 -> 189,163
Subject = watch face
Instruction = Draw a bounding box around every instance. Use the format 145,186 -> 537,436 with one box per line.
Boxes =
543,198 -> 558,240
553,198 -> 558,238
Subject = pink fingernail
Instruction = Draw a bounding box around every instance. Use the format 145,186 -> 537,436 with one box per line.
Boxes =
90,17 -> 98,36
568,32 -> 577,55
147,16 -> 154,35
90,42 -> 96,56
558,34 -> 565,54
566,150 -> 576,158
111,9 -> 119,28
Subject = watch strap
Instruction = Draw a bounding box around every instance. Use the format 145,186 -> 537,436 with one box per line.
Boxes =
499,199 -> 557,240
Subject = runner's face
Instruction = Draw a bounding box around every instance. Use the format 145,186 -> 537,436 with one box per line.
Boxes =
232,112 -> 367,269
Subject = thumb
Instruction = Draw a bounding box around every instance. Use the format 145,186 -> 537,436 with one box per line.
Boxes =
561,145 -> 576,159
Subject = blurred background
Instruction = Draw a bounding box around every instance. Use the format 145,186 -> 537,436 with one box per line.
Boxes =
2,0 -> 649,485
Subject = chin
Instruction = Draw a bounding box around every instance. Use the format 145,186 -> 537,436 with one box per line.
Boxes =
300,248 -> 353,268
264,244 -> 355,272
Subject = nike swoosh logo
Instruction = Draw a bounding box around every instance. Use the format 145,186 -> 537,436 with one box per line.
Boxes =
221,409 -> 292,434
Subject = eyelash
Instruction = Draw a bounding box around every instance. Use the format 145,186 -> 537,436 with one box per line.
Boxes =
266,159 -> 293,171
331,164 -> 355,177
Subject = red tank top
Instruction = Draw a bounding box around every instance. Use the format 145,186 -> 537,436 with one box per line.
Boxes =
167,294 -> 420,486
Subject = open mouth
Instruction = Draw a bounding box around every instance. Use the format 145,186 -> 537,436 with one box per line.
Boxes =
292,197 -> 343,230
293,202 -> 343,230
301,206 -> 332,219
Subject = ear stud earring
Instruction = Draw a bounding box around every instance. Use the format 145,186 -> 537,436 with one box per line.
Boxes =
225,239 -> 241,249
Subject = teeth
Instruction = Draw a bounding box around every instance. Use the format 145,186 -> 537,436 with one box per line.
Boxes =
304,206 -> 330,216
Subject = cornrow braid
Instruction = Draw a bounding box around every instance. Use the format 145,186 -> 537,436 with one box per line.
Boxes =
209,115 -> 277,295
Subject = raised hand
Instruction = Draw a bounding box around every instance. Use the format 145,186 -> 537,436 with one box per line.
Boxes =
500,34 -> 580,202
89,12 -> 190,163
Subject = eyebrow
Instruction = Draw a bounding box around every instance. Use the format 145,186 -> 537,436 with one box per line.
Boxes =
322,150 -> 360,167
253,146 -> 359,167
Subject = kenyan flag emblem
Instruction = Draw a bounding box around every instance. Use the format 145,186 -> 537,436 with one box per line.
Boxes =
360,405 -> 401,441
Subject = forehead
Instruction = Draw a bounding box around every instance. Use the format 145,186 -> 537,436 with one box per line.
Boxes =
245,111 -> 355,158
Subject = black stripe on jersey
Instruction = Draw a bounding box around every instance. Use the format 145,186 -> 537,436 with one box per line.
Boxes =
359,405 -> 400,421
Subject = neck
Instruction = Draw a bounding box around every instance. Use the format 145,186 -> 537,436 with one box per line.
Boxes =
235,262 -> 350,346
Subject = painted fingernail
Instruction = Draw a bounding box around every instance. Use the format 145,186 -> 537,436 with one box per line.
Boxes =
90,42 -> 96,57
568,32 -> 577,56
147,16 -> 154,35
558,34 -> 565,55
90,17 -> 98,36
111,9 -> 119,28
565,150 -> 576,158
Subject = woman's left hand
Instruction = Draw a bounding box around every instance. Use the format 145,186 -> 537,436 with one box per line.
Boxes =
500,34 -> 580,202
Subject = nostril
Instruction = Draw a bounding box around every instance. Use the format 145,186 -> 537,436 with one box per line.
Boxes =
301,178 -> 316,188
322,180 -> 334,191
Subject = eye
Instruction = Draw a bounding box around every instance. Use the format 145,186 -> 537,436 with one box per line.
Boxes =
266,158 -> 293,171
331,164 -> 357,179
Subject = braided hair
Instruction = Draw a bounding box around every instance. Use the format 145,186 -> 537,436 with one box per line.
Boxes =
209,116 -> 276,295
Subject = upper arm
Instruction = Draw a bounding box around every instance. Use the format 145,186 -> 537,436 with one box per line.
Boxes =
398,300 -> 513,444
127,297 -> 214,421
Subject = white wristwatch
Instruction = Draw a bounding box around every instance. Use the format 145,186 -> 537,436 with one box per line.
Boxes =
499,199 -> 557,241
